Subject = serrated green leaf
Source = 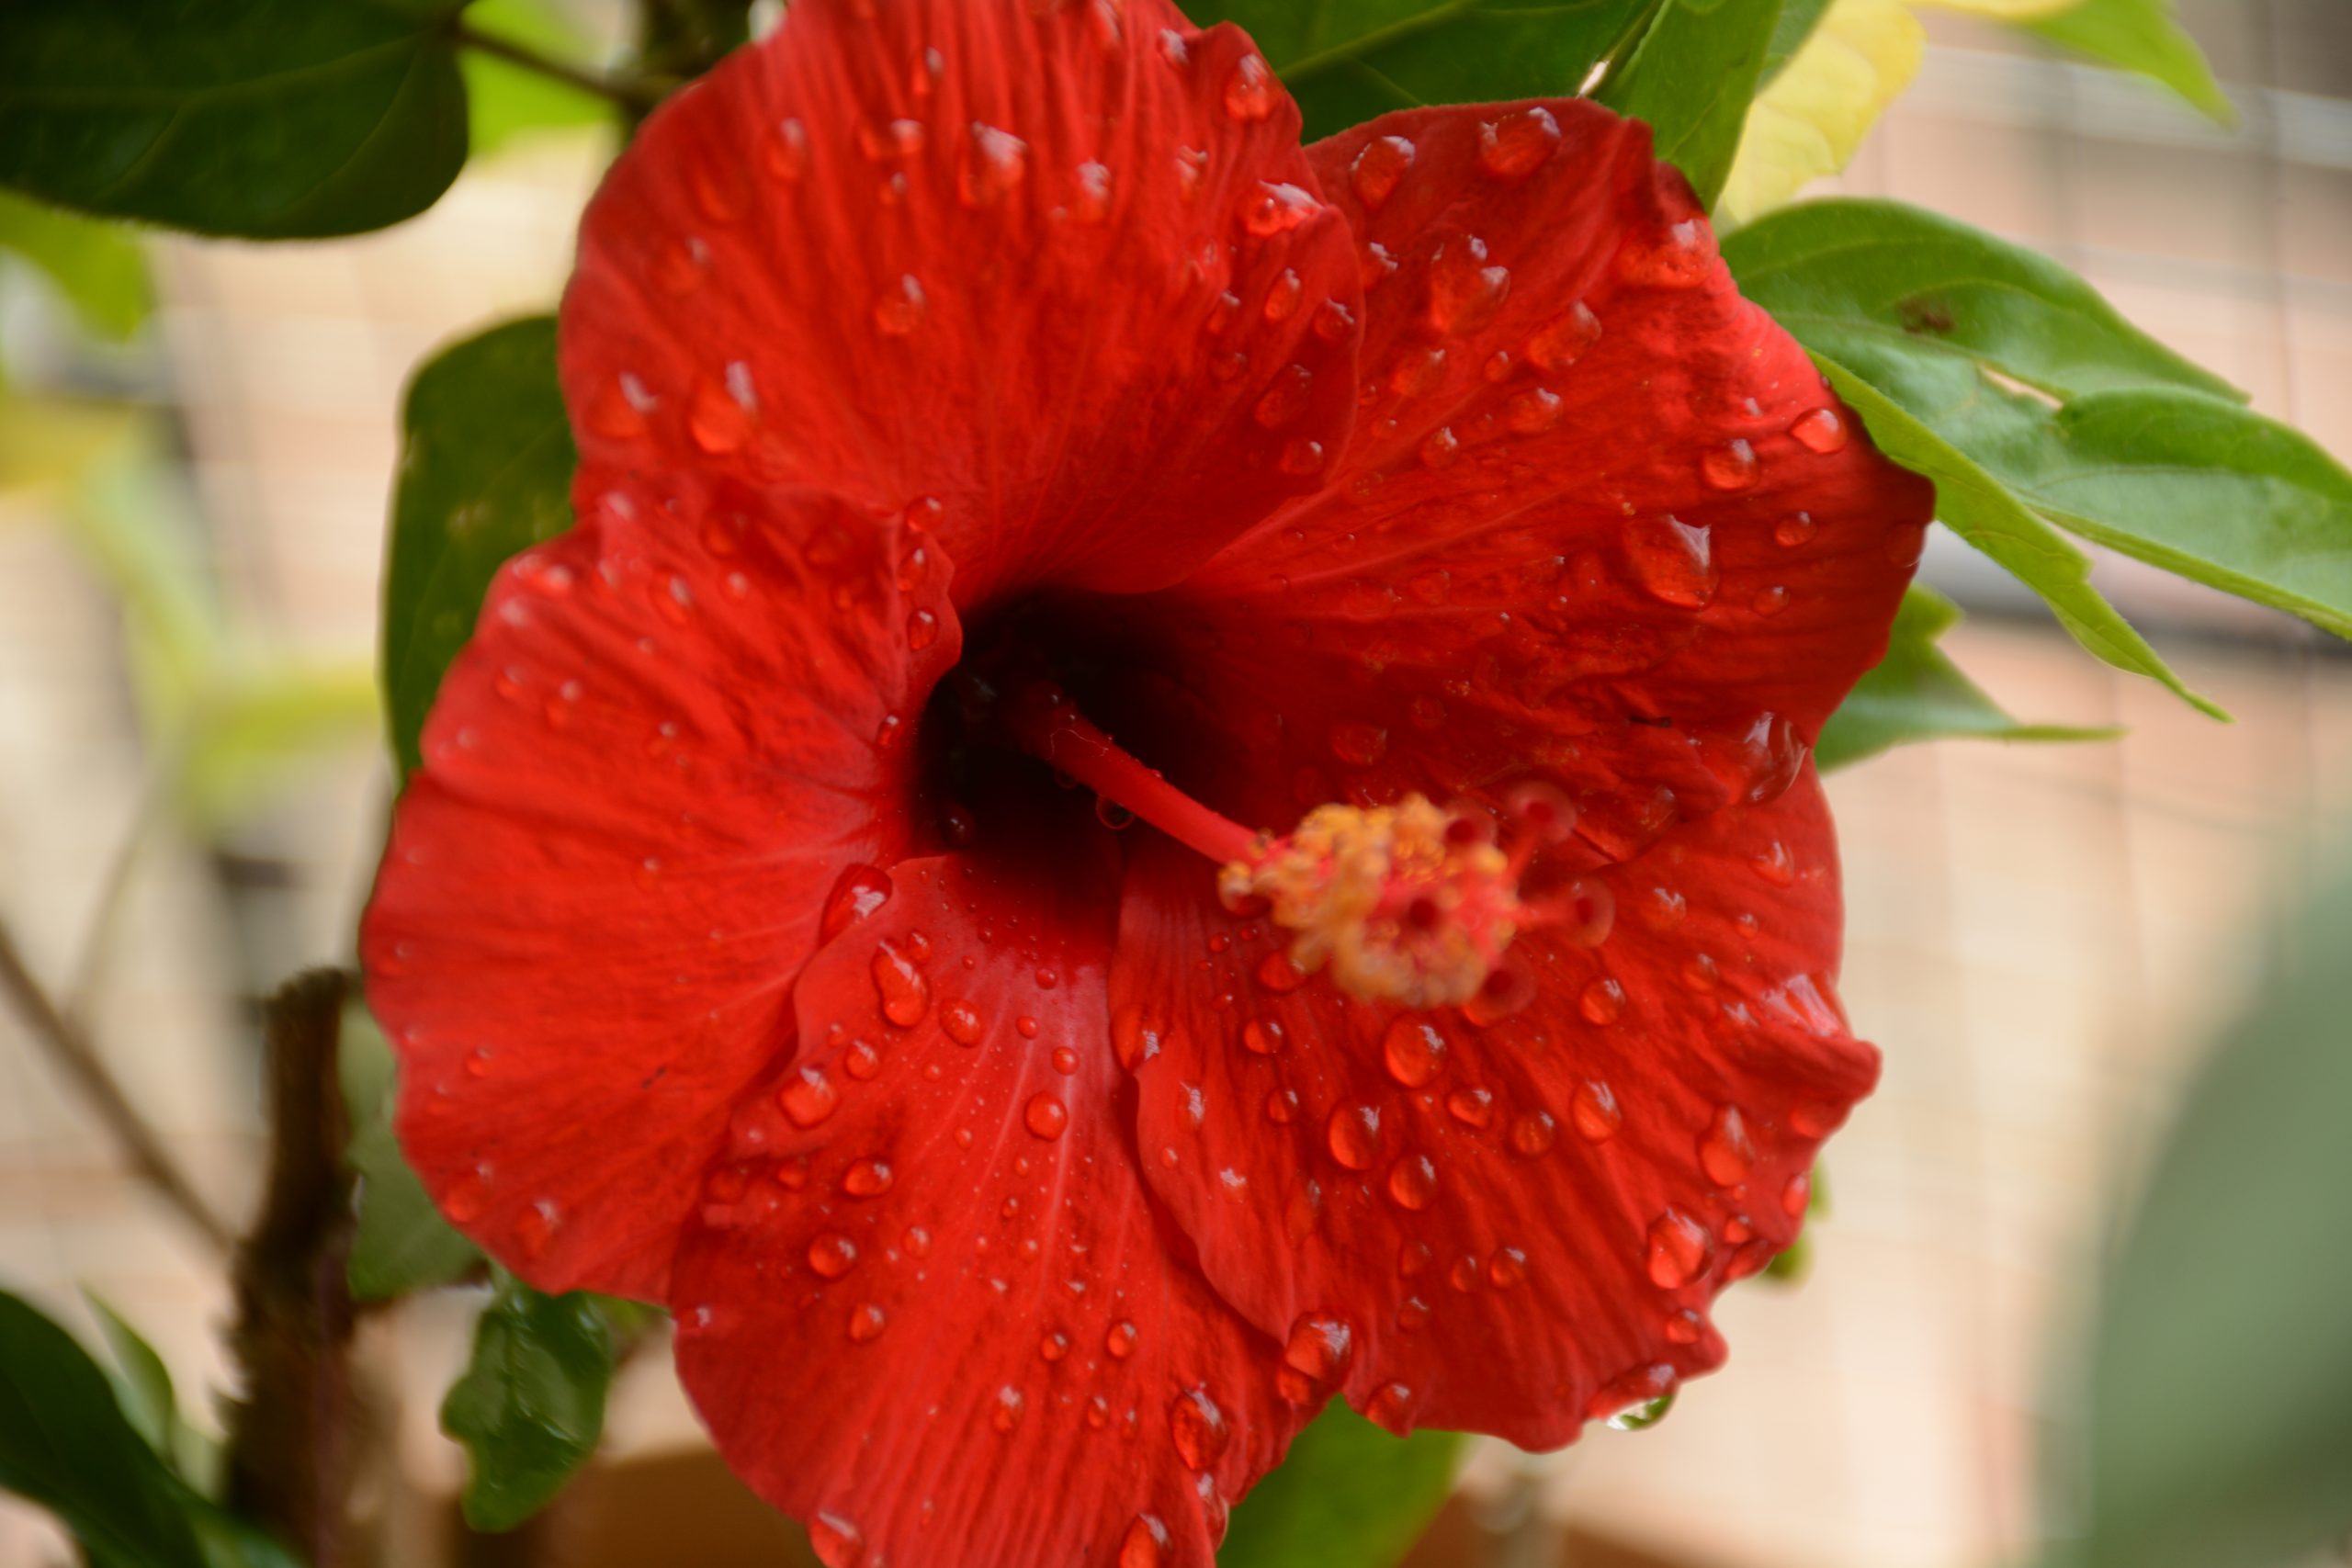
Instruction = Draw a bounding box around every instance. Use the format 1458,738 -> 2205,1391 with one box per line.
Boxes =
2070,863 -> 2352,1568
1722,198 -> 2238,400
461,0 -> 613,159
0,0 -> 470,239
442,1276 -> 618,1532
383,315 -> 576,780
1219,1404 -> 1461,1568
2024,0 -> 2230,124
1597,0 -> 1785,209
1816,584 -> 2119,769
0,190 -> 149,339
1179,0 -> 1657,141
0,1291 -> 207,1568
340,1001 -> 483,1301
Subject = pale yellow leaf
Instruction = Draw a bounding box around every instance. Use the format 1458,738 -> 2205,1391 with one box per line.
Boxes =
1719,0 -> 1926,225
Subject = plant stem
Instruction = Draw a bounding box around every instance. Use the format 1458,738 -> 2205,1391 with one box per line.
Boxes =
0,919 -> 235,1254
224,969 -> 362,1568
450,23 -> 669,113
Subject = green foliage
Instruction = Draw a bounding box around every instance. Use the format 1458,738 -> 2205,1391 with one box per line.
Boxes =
0,1291 -> 207,1568
0,189 -> 149,340
443,1276 -> 631,1531
1219,1404 -> 1462,1568
462,0 -> 614,158
382,315 -> 576,780
1596,0 -> 1784,209
0,0 -> 470,239
1758,0 -> 1836,85
2066,863 -> 2352,1568
2025,0 -> 2230,124
1180,0 -> 1656,141
1729,199 -> 2352,706
341,1000 -> 483,1301
1817,585 -> 2118,770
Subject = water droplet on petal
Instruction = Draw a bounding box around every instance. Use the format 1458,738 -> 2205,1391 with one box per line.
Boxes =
780,1066 -> 838,1128
1169,1387 -> 1230,1469
1264,1088 -> 1299,1123
1702,439 -> 1759,491
942,999 -> 985,1045
764,118 -> 810,182
1381,1019 -> 1447,1087
1241,1018 -> 1286,1056
1365,1382 -> 1416,1435
1024,1092 -> 1069,1140
958,121 -> 1028,207
1224,53 -> 1274,119
991,1384 -> 1026,1433
1791,406 -> 1849,453
1646,1209 -> 1713,1288
1106,1319 -> 1139,1358
808,1232 -> 858,1278
847,1303 -> 888,1343
1700,1105 -> 1757,1185
1774,512 -> 1817,548
873,274 -> 927,336
1326,1104 -> 1382,1169
1278,1311 -> 1355,1404
1783,1170 -> 1813,1218
1623,515 -> 1718,608
1253,364 -> 1313,428
808,1511 -> 864,1567
1239,180 -> 1318,237
1752,584 -> 1790,617
1445,1086 -> 1494,1128
1428,234 -> 1510,333
1385,1154 -> 1438,1211
1350,134 -> 1415,209
1119,1514 -> 1170,1568
1487,1247 -> 1528,1288
1580,977 -> 1625,1024
1572,1081 -> 1622,1143
842,1158 -> 892,1198
871,942 -> 929,1027
1478,106 -> 1561,179
1509,1110 -> 1557,1157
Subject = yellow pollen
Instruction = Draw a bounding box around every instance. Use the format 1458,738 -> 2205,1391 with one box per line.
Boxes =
1220,795 -> 1527,1009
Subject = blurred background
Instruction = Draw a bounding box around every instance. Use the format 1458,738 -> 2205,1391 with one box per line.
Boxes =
0,0 -> 2346,1564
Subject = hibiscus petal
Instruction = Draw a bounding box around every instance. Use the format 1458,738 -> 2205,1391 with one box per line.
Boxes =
561,0 -> 1363,605
1111,770 -> 1874,1447
1140,100 -> 1929,858
361,478 -> 959,1300
672,842 -> 1306,1568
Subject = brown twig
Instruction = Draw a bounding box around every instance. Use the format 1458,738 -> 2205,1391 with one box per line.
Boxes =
0,919 -> 236,1253
224,969 -> 361,1568
450,22 -> 671,113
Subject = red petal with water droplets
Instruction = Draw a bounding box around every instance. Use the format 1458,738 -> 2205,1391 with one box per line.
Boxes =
1111,770 -> 1871,1446
1131,100 -> 1929,858
561,0 -> 1362,606
673,841 -> 1306,1568
361,479 -> 959,1299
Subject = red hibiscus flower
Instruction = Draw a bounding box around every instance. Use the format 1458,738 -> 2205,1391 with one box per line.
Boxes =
361,0 -> 1931,1562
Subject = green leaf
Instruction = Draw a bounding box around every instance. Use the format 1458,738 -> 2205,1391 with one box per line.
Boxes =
2070,863 -> 2352,1568
179,661 -> 382,827
461,0 -> 614,159
341,1001 -> 483,1301
1814,358 -> 2222,716
382,315 -> 576,780
1816,585 -> 2119,770
1219,1404 -> 1462,1568
0,0 -> 470,239
1759,0 -> 1837,85
1179,0 -> 1657,142
0,1291 -> 207,1568
0,190 -> 149,339
81,1293 -> 177,1460
2024,0 -> 2230,124
1596,0 -> 1784,209
1720,198 -> 2240,401
442,1276 -> 620,1532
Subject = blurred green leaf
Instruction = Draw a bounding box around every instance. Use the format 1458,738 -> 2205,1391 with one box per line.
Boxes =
1722,199 -> 2239,401
0,190 -> 149,339
462,0 -> 613,158
1817,585 -> 2118,770
340,1001 -> 483,1302
1758,0 -> 1836,85
2024,0 -> 2230,124
383,315 -> 576,780
442,1276 -> 621,1532
0,389 -> 141,496
1179,0 -> 1656,141
1219,1404 -> 1462,1568
0,1290 -> 207,1568
82,1292 -> 177,1459
178,661 -> 382,827
2070,863 -> 2352,1568
0,0 -> 470,238
1596,0 -> 1784,209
